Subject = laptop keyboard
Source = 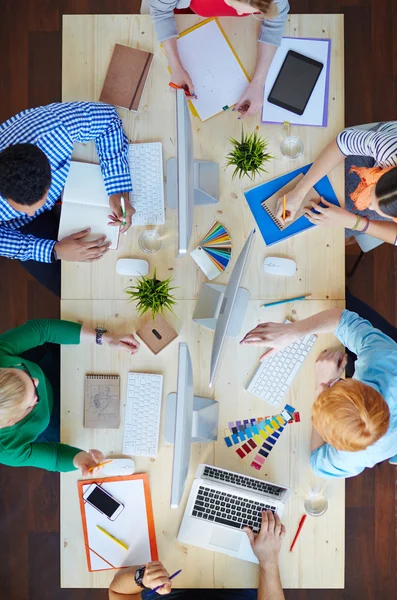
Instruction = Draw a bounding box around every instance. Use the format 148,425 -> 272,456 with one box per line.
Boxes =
202,466 -> 284,498
192,486 -> 276,533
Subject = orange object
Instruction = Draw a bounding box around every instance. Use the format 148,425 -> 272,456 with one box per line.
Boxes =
168,82 -> 197,99
282,194 -> 287,220
289,514 -> 307,551
87,459 -> 113,473
349,164 -> 394,211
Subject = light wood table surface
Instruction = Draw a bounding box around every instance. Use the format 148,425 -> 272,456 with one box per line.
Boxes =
61,14 -> 345,589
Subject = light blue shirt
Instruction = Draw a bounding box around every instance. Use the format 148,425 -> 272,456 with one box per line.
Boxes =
310,309 -> 397,478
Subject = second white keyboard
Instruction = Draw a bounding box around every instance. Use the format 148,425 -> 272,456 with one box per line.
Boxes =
246,334 -> 317,407
128,142 -> 165,226
123,372 -> 163,457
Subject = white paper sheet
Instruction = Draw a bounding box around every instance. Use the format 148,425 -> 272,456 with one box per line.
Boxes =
262,37 -> 330,127
59,161 -> 119,249
82,479 -> 153,570
177,19 -> 249,122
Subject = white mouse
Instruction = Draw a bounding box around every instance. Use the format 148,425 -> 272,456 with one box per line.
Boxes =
94,458 -> 136,478
264,257 -> 296,277
116,258 -> 149,277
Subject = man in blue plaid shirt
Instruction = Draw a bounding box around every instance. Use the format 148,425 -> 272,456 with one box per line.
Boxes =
0,101 -> 134,296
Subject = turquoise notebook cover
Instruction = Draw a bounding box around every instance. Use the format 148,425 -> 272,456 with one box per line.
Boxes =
244,164 -> 340,246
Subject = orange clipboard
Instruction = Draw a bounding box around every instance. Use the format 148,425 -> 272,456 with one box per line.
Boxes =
78,473 -> 158,572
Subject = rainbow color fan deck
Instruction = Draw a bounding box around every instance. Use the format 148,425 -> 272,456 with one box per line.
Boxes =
190,222 -> 232,280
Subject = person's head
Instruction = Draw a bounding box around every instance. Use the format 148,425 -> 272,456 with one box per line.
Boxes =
312,379 -> 390,451
224,0 -> 277,17
0,143 -> 51,216
0,367 -> 39,428
369,166 -> 397,218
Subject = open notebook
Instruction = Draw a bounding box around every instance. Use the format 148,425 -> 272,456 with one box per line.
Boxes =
262,173 -> 321,230
58,162 -> 120,250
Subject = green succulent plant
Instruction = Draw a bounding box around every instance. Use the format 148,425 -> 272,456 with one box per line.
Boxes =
225,128 -> 273,180
125,269 -> 177,320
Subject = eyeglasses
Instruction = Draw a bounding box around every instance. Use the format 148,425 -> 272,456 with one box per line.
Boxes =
18,364 -> 40,409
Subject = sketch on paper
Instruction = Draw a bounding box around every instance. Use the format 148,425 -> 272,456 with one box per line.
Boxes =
84,375 -> 120,429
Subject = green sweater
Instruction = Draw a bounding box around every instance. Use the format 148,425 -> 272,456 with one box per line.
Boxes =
0,319 -> 83,472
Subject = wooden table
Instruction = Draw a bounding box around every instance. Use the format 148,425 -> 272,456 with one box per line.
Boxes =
61,14 -> 345,589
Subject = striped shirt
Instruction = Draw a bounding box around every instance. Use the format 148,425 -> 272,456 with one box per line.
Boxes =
336,121 -> 397,168
0,102 -> 132,263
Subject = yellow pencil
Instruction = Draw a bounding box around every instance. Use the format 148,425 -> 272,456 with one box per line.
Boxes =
96,525 -> 129,550
283,194 -> 287,221
88,459 -> 113,473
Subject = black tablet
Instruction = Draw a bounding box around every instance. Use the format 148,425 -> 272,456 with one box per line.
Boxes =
267,50 -> 324,116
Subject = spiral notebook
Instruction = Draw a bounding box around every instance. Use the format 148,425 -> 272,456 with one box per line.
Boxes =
84,375 -> 120,429
190,222 -> 232,280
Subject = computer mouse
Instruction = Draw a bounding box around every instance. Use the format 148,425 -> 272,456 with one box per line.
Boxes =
94,458 -> 136,478
116,258 -> 149,277
263,257 -> 296,277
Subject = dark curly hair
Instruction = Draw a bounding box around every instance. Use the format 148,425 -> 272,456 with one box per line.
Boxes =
376,166 -> 397,217
0,143 -> 51,206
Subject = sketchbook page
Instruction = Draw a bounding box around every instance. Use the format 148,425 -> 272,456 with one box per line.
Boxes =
262,38 -> 330,126
83,479 -> 153,570
262,173 -> 304,228
177,19 -> 249,121
58,201 -> 119,249
84,375 -> 120,429
63,162 -> 110,207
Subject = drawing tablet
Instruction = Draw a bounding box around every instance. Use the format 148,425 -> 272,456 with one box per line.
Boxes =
267,50 -> 324,116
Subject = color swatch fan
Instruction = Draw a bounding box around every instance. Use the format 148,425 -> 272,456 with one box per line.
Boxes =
190,222 -> 232,280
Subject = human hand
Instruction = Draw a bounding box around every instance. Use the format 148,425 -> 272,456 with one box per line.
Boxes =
142,561 -> 172,595
108,193 -> 135,234
243,510 -> 286,566
103,333 -> 140,355
73,449 -> 105,476
235,80 -> 264,119
275,188 -> 306,224
170,66 -> 195,96
55,230 -> 111,262
303,198 -> 355,228
240,321 -> 300,360
315,349 -> 347,388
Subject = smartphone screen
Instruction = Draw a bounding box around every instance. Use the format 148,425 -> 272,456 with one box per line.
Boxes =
86,485 -> 121,518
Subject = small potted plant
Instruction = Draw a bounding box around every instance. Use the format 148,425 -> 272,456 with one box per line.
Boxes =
225,128 -> 273,180
125,268 -> 177,320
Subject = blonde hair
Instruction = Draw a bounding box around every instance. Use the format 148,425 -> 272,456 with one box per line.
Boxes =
0,368 -> 27,426
242,0 -> 278,17
312,379 -> 390,452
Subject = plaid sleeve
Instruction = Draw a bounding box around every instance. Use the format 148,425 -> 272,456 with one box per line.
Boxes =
0,228 -> 55,262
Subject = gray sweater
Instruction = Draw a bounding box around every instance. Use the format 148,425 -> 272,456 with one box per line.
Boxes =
149,0 -> 289,45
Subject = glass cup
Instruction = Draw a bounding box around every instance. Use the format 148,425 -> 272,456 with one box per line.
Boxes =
304,491 -> 328,517
280,122 -> 304,159
138,229 -> 162,254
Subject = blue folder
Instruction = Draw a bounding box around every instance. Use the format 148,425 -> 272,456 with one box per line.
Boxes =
244,164 -> 340,246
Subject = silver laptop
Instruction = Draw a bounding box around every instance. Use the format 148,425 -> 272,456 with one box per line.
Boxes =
178,464 -> 291,563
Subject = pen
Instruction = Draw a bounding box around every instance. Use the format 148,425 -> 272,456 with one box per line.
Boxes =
88,459 -> 113,473
289,514 -> 307,552
169,81 -> 198,99
147,569 -> 182,597
96,525 -> 129,550
120,195 -> 127,227
283,194 -> 287,220
261,294 -> 311,308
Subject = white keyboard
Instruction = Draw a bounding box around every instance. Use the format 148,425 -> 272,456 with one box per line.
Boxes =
123,372 -> 163,457
246,334 -> 317,407
128,142 -> 165,226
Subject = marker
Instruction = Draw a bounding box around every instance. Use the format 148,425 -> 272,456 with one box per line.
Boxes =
96,525 -> 129,551
88,459 -> 113,473
289,514 -> 307,552
147,569 -> 182,597
261,294 -> 311,308
120,196 -> 127,227
169,81 -> 198,99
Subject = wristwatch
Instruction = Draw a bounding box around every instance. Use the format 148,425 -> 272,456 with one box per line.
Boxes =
134,565 -> 148,589
50,247 -> 57,263
95,327 -> 108,345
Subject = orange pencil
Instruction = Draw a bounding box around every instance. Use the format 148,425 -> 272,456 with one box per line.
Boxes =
168,81 -> 197,99
289,514 -> 307,551
282,194 -> 287,221
88,459 -> 113,473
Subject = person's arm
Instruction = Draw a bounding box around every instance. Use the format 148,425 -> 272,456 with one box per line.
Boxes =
109,562 -> 172,600
0,226 -> 56,263
240,308 -> 343,360
310,442 -> 366,479
243,511 -> 285,600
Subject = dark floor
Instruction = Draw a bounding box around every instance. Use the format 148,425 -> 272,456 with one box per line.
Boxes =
0,1 -> 396,598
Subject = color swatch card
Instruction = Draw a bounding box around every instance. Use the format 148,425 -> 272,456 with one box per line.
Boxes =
190,222 -> 232,280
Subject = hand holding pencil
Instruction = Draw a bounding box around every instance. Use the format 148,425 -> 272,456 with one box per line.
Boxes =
276,187 -> 306,224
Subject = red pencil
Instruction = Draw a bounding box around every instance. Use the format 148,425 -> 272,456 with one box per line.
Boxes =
289,514 -> 307,552
168,81 -> 198,99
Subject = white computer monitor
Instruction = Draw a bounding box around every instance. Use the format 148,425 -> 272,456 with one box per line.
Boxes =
166,89 -> 219,256
165,343 -> 219,509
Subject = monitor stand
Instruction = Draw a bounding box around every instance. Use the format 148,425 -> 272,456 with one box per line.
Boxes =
192,283 -> 250,337
166,157 -> 219,208
164,394 -> 219,444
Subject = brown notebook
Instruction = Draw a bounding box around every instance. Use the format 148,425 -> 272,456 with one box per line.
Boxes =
100,44 -> 153,112
84,375 -> 120,429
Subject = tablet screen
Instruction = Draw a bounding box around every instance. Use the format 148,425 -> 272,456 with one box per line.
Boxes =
268,51 -> 324,115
